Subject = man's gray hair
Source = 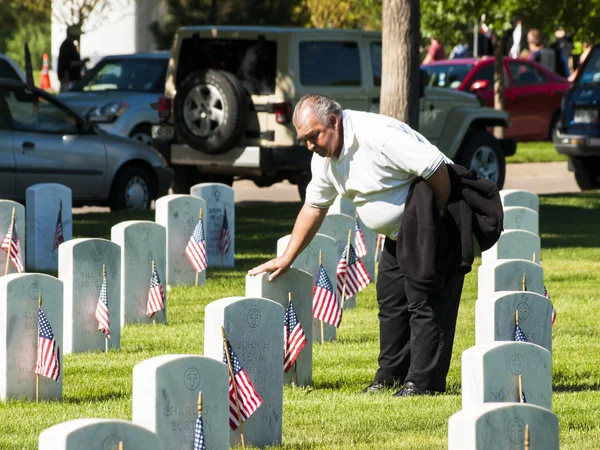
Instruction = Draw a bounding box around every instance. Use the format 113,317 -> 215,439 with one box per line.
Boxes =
293,94 -> 342,127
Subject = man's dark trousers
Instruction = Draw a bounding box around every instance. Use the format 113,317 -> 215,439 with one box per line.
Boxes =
374,237 -> 465,392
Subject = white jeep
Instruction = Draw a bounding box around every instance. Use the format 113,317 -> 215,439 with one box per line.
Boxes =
152,26 -> 515,198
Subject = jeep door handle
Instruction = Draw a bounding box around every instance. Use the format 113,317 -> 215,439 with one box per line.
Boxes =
22,141 -> 35,152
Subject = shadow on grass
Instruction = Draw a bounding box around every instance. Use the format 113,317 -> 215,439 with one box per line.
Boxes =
552,383 -> 600,393
62,391 -> 128,404
540,193 -> 600,249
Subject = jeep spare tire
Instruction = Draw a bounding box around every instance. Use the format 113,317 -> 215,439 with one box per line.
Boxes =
174,69 -> 247,154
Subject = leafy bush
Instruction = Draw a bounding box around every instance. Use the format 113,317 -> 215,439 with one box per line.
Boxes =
5,21 -> 51,71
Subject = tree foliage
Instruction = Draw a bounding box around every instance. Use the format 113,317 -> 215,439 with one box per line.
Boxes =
151,0 -> 307,50
302,0 -> 381,29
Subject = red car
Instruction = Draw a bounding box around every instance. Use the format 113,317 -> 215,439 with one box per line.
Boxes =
422,57 -> 571,141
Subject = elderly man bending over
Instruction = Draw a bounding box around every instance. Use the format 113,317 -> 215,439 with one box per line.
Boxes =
248,94 -> 465,396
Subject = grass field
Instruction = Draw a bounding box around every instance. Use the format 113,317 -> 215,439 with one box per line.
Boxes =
1,194 -> 600,449
507,141 -> 568,164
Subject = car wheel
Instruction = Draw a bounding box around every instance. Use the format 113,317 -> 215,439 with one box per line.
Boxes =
174,69 -> 247,155
130,124 -> 153,146
109,165 -> 152,211
457,130 -> 506,189
570,156 -> 600,190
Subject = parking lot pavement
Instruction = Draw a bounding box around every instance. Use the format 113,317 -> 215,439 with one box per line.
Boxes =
72,162 -> 580,214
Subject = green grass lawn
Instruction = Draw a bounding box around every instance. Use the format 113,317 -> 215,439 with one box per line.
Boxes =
507,141 -> 568,164
2,194 -> 600,449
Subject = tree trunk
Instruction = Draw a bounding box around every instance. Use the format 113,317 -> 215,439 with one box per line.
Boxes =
493,32 -> 505,139
380,0 -> 420,129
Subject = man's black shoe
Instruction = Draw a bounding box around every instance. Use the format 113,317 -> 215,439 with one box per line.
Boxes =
361,381 -> 398,394
393,381 -> 435,397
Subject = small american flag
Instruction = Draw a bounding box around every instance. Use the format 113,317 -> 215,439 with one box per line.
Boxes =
95,273 -> 110,338
146,265 -> 165,317
1,219 -> 24,273
336,243 -> 371,300
219,210 -> 231,256
354,220 -> 368,258
52,204 -> 64,252
34,308 -> 60,381
514,323 -> 527,342
222,340 -> 262,430
193,409 -> 206,450
312,265 -> 342,327
283,301 -> 307,372
543,286 -> 556,327
186,218 -> 208,272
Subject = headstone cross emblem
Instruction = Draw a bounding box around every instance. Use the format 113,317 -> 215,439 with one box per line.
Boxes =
507,418 -> 525,444
183,367 -> 201,390
29,283 -> 41,300
103,435 -> 121,450
509,354 -> 525,374
213,187 -> 221,202
515,214 -> 524,227
91,247 -> 104,262
247,309 -> 261,328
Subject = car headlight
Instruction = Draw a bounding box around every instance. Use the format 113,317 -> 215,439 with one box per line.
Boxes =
87,101 -> 128,123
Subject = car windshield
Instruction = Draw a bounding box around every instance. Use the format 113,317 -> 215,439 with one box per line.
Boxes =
577,48 -> 600,85
423,64 -> 474,89
71,58 -> 167,93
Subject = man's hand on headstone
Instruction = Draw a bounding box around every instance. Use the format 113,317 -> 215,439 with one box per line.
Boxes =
248,255 -> 292,281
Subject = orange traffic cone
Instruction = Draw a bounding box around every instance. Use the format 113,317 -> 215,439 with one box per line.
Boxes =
40,53 -> 50,90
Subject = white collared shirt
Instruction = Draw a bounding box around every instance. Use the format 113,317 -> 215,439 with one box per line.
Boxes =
305,110 -> 451,240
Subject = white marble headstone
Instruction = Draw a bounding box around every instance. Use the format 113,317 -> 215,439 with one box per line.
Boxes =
328,196 -> 355,217
132,355 -> 229,450
476,291 -> 553,352
500,189 -> 539,213
448,403 -> 559,450
478,260 -> 544,299
38,419 -> 161,450
318,213 -> 357,308
481,230 -> 541,265
26,183 -> 72,272
462,341 -> 552,410
204,296 -> 284,448
155,194 -> 207,287
111,221 -> 167,326
277,233 -> 339,342
190,183 -> 235,268
503,207 -> 539,235
59,238 -> 121,354
245,269 -> 313,386
0,273 -> 63,400
0,200 -> 26,275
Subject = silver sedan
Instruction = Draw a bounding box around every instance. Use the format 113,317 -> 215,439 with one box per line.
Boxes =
0,79 -> 172,210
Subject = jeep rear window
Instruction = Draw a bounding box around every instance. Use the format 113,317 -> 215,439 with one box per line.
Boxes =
299,41 -> 361,86
178,37 -> 277,94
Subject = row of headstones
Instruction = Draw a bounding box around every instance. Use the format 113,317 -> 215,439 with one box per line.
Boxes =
0,181 -> 237,276
37,283 -> 315,449
34,197 -> 381,449
449,189 -> 559,449
0,183 -> 239,403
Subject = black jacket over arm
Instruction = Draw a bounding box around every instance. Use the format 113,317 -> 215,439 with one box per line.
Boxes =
396,164 -> 504,292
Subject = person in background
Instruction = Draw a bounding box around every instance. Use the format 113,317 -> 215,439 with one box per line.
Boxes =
422,35 -> 445,64
503,17 -> 528,58
58,25 -> 89,93
569,40 -> 593,82
528,28 -> 556,72
551,29 -> 572,78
